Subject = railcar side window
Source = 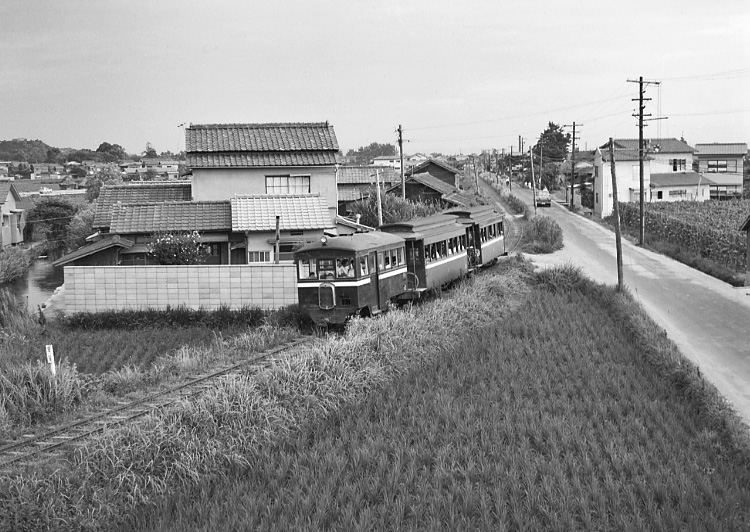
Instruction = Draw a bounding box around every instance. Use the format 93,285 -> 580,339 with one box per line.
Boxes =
424,245 -> 431,263
360,256 -> 369,276
384,251 -> 391,269
389,249 -> 397,268
378,252 -> 384,270
298,259 -> 317,279
318,259 -> 335,279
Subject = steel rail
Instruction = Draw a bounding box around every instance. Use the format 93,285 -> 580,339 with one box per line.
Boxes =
0,337 -> 312,470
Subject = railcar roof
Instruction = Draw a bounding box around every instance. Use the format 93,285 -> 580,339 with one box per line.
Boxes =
379,213 -> 457,232
296,231 -> 404,253
446,205 -> 503,225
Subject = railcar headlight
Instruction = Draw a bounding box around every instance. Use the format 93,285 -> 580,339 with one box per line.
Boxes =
321,236 -> 327,246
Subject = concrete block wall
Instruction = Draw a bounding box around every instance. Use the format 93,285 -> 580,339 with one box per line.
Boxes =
63,264 -> 298,313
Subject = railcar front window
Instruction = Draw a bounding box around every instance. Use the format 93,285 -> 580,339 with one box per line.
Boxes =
298,259 -> 317,279
318,259 -> 335,279
360,256 -> 369,276
397,246 -> 404,265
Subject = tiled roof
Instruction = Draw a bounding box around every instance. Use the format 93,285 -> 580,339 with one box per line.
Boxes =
185,123 -> 341,169
231,194 -> 334,232
338,185 -> 378,202
407,158 -> 460,176
186,151 -> 340,168
110,201 -> 232,234
337,165 -> 398,184
0,180 -> 21,204
609,138 -> 695,153
93,182 -> 192,229
186,123 -> 339,152
699,173 -> 743,186
53,235 -> 134,267
600,148 -> 644,162
694,143 -> 748,156
386,172 -> 471,206
649,172 -> 712,187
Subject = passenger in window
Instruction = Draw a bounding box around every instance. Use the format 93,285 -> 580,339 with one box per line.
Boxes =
360,257 -> 368,276
337,259 -> 353,277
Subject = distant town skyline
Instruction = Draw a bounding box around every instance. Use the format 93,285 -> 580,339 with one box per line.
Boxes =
1,0 -> 748,157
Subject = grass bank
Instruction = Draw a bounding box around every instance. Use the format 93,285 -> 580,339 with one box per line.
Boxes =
2,259 -> 749,531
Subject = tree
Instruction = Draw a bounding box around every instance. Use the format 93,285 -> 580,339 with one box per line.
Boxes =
143,142 -> 157,158
96,142 -> 127,162
85,163 -> 123,202
25,198 -> 78,252
345,142 -> 397,165
533,122 -> 571,163
148,231 -> 209,265
65,203 -> 95,252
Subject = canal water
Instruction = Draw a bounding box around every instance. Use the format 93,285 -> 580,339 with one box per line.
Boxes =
5,255 -> 65,313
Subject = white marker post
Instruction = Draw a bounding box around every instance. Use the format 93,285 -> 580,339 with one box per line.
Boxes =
45,344 -> 56,376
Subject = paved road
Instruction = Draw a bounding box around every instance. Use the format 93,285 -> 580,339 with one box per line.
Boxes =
482,179 -> 750,429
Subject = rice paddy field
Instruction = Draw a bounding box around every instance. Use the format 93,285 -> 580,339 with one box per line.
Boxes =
2,259 -> 749,531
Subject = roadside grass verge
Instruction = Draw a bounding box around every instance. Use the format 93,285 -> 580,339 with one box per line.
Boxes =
3,261 -> 750,531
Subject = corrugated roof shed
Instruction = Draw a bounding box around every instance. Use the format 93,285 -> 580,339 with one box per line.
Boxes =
649,172 -> 714,187
338,165 -> 398,185
694,143 -> 748,156
231,194 -> 334,231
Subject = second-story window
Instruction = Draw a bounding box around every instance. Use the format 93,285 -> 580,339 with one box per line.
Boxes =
266,175 -> 311,194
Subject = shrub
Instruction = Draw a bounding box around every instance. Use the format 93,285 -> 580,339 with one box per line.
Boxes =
148,231 -> 210,265
0,247 -> 35,284
522,215 -> 564,254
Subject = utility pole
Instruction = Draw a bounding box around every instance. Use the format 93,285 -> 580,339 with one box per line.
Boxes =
518,135 -> 524,154
564,122 -> 582,211
509,146 -> 513,191
397,124 -> 405,200
530,146 -> 537,215
375,169 -> 383,227
609,138 -> 623,292
627,76 -> 663,245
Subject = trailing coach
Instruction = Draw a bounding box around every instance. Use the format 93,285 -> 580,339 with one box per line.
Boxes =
445,205 -> 506,268
379,213 -> 470,299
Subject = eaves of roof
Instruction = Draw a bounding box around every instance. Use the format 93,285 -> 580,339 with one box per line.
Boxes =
187,151 -> 342,168
53,235 -> 134,267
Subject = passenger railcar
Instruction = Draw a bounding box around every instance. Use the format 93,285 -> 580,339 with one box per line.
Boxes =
295,232 -> 408,326
446,205 -> 506,268
379,213 -> 470,299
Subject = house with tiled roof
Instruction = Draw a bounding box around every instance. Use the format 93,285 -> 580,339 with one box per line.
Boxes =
649,172 -> 712,203
185,122 -> 341,222
386,172 -> 475,208
406,158 -> 461,189
93,181 -> 193,231
337,165 -> 398,215
0,180 -> 25,248
592,145 -> 653,218
694,143 -> 746,199
231,194 -> 334,262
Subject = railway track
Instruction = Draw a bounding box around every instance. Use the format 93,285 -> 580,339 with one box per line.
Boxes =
0,337 -> 312,472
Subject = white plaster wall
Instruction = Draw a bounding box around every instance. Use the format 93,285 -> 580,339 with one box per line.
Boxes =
63,264 -> 298,313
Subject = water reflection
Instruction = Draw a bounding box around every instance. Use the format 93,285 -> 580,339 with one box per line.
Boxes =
6,255 -> 65,313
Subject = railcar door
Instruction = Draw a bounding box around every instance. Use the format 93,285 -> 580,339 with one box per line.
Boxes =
369,252 -> 380,311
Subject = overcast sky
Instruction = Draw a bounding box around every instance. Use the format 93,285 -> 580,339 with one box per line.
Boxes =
1,0 -> 748,157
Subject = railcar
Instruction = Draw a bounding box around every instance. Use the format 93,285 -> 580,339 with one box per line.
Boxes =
379,213 -> 469,300
445,205 -> 506,269
294,232 -> 409,326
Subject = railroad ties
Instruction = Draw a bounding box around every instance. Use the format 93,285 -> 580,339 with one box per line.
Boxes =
0,338 -> 312,472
